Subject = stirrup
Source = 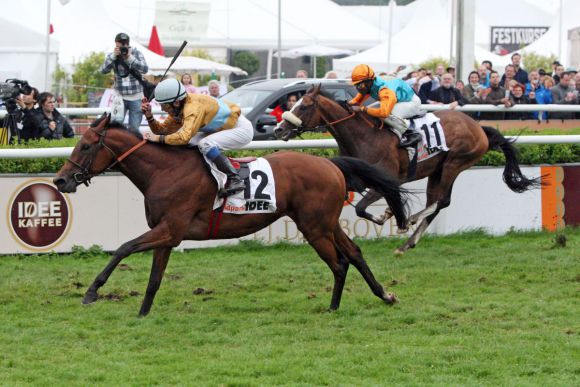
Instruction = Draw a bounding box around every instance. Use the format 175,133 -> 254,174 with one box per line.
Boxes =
399,132 -> 421,148
219,179 -> 245,197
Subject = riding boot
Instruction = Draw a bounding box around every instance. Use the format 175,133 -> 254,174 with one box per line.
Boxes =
384,114 -> 421,148
399,130 -> 422,148
212,154 -> 246,196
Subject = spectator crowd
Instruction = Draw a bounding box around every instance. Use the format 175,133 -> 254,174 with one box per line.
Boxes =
3,37 -> 580,145
400,53 -> 580,120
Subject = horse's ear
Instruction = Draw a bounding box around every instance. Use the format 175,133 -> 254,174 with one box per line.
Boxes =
313,83 -> 322,95
103,113 -> 111,126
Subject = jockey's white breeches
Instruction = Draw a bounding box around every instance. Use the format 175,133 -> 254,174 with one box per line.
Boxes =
369,94 -> 424,119
391,94 -> 424,118
190,115 -> 254,155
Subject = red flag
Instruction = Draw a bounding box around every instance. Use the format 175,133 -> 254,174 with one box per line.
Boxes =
148,26 -> 165,56
49,23 -> 54,34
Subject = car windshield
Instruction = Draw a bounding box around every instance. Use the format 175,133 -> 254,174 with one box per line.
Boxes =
221,88 -> 271,111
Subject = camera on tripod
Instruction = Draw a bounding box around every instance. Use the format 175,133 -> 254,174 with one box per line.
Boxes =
0,79 -> 32,113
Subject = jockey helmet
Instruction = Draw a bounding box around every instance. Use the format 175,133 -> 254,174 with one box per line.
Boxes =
351,64 -> 375,85
154,78 -> 187,104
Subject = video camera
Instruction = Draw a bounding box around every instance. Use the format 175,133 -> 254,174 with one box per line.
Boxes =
0,79 -> 32,113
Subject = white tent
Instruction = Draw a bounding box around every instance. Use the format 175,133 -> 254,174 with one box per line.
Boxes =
333,0 -> 571,77
133,43 -> 246,76
0,18 -> 58,89
155,0 -> 383,50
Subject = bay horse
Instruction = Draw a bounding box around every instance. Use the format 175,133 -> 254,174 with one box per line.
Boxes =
274,84 -> 541,254
53,114 -> 410,316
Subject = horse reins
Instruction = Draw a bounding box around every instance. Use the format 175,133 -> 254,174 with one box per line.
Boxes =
67,127 -> 147,186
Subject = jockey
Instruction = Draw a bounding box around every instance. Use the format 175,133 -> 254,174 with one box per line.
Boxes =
141,78 -> 254,196
349,64 -> 424,148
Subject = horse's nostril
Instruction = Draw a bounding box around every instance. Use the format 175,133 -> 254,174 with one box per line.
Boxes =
53,177 -> 66,187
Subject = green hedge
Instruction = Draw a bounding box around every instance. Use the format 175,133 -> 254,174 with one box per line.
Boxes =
0,135 -> 578,174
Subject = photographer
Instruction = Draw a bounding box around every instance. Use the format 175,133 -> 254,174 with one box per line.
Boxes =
16,87 -> 40,141
0,79 -> 38,144
100,32 -> 149,131
33,92 -> 75,140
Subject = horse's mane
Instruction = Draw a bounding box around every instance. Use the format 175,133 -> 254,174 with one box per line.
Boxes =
317,88 -> 382,127
90,115 -> 144,140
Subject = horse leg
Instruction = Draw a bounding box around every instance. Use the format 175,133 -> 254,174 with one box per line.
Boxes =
139,247 -> 172,317
304,233 -> 349,310
355,189 -> 400,228
83,222 -> 176,304
334,227 -> 397,305
395,175 -> 456,254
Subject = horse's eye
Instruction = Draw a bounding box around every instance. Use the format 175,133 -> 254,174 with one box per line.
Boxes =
81,144 -> 90,151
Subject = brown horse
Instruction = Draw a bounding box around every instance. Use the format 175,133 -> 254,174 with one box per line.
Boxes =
53,114 -> 410,316
275,84 -> 541,254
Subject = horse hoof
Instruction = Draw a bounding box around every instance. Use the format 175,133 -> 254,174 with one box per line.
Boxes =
394,248 -> 405,256
397,227 -> 408,234
82,291 -> 98,305
384,292 -> 398,305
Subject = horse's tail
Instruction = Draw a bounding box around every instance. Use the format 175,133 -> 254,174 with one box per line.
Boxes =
481,125 -> 542,193
330,156 -> 409,229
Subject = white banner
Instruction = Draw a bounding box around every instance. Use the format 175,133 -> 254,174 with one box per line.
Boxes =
0,166 -> 543,254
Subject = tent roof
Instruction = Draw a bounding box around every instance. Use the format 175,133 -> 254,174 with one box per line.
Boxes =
0,18 -> 58,54
155,0 -> 383,50
333,0 -> 577,76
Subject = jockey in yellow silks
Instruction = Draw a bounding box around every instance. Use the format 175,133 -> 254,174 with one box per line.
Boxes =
348,64 -> 424,147
142,78 -> 254,196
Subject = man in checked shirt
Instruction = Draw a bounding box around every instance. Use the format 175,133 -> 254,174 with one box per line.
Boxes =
100,33 -> 149,131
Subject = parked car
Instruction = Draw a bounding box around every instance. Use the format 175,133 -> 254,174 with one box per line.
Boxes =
220,78 -> 367,140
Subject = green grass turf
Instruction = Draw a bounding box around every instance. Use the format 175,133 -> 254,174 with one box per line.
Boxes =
0,229 -> 578,386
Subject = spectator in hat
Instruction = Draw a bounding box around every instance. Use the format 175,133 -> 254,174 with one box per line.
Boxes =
100,32 -> 149,131
509,53 -> 528,85
446,66 -> 456,78
565,67 -> 578,77
551,61 -> 561,75
538,68 -> 548,83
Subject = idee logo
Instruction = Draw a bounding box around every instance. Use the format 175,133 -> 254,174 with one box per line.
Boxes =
8,181 -> 71,250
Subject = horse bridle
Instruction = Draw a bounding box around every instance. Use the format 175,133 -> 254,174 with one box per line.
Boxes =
282,94 -> 358,137
67,126 -> 147,186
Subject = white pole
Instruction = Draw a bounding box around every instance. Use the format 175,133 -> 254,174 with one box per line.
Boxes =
313,56 -> 317,78
450,0 -> 456,64
267,48 -> 273,79
558,0 -> 563,60
137,0 -> 143,40
386,0 -> 394,70
45,0 -> 51,91
277,0 -> 282,78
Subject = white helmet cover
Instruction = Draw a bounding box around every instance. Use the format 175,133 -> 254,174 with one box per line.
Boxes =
154,78 -> 187,104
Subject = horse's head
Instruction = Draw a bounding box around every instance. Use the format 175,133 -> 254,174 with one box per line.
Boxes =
53,113 -> 128,193
274,84 -> 350,141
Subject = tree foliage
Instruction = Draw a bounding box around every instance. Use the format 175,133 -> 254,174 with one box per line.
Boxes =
232,51 -> 260,77
67,52 -> 112,103
521,51 -> 558,72
418,57 -> 450,72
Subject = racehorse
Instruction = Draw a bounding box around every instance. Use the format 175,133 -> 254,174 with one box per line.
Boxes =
53,114 -> 410,316
274,84 -> 541,254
